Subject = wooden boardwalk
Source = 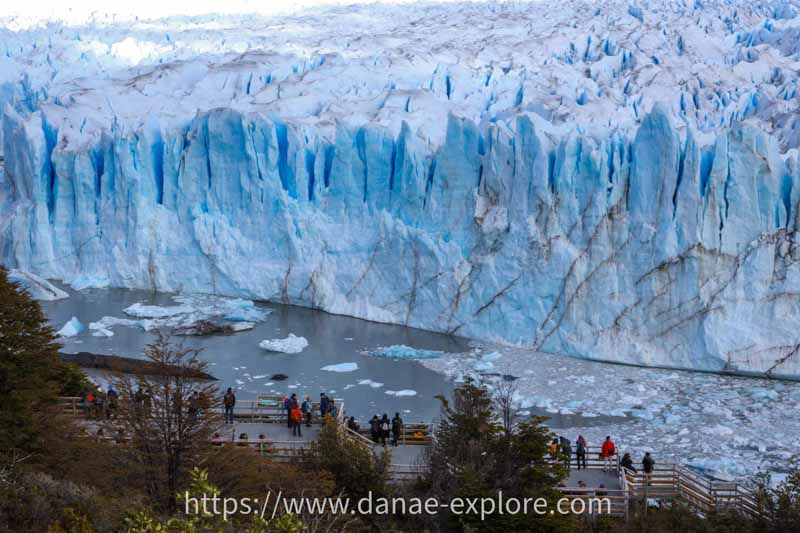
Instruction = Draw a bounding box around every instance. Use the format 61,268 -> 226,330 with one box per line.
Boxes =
58,396 -> 762,519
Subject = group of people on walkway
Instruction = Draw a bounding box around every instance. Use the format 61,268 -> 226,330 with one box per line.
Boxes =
80,386 -> 120,419
367,413 -> 403,446
281,393 -> 338,437
550,435 -> 655,476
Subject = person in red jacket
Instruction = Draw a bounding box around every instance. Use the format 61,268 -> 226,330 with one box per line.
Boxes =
601,435 -> 616,472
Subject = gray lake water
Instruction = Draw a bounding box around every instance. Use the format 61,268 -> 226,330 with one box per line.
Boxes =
41,285 -> 625,427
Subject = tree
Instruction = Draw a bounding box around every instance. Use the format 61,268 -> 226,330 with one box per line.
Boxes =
0,267 -> 87,458
303,417 -> 391,502
420,378 -> 572,532
105,332 -> 222,512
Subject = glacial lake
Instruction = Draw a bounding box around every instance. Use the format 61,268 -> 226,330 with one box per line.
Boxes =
41,285 -> 619,427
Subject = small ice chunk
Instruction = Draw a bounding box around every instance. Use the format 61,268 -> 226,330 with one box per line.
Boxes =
259,334 -> 309,354
358,379 -> 384,388
321,363 -> 358,373
368,345 -> 444,360
57,317 -> 84,337
385,390 -> 417,397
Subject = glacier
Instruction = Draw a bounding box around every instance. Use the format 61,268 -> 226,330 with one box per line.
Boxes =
2,1 -> 800,376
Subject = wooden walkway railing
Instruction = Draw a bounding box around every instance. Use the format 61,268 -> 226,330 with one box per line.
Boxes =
556,445 -> 761,519
59,396 -> 762,516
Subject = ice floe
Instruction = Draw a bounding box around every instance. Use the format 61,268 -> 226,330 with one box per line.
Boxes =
366,345 -> 444,360
259,334 -> 309,354
321,363 -> 358,373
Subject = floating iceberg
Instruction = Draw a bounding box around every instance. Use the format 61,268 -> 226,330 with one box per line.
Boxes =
357,379 -> 384,388
89,321 -> 114,337
90,294 -> 269,335
385,390 -> 418,397
8,270 -> 68,301
259,334 -> 309,354
321,362 -> 358,373
367,345 -> 444,360
57,317 -> 84,337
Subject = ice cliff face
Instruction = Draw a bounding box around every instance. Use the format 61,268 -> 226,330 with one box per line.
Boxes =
2,0 -> 800,376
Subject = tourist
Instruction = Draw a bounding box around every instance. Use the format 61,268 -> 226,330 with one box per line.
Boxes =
320,393 -> 330,417
596,483 -> 607,497
291,403 -> 303,437
106,386 -> 118,418
93,391 -> 106,419
347,416 -> 360,432
302,396 -> 313,427
561,439 -> 572,469
642,452 -> 655,485
391,412 -> 403,446
369,415 -> 381,442
380,414 -> 391,446
81,389 -> 92,411
223,387 -> 236,424
601,435 -> 616,472
283,395 -> 294,428
620,452 -> 637,473
575,435 -> 587,470
550,438 -> 559,460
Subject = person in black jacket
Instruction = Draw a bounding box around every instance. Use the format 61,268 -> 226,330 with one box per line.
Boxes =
642,452 -> 655,485
620,453 -> 637,472
369,415 -> 381,443
223,388 -> 236,424
391,412 -> 403,446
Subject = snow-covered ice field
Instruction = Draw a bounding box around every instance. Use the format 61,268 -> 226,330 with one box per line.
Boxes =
3,0 -> 800,376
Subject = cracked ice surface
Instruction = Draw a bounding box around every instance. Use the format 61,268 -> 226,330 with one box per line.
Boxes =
422,346 -> 800,481
3,1 -> 800,376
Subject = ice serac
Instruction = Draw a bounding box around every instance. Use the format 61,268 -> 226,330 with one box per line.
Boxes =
2,1 -> 800,377
3,103 -> 799,378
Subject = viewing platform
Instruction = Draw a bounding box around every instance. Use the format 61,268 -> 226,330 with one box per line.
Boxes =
58,395 -> 762,519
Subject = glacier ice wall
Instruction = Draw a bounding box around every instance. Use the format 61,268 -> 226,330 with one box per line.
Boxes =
2,0 -> 800,377
3,103 -> 800,377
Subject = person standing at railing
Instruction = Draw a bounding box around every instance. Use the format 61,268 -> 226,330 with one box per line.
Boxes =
550,438 -> 560,460
347,416 -> 360,432
620,452 -> 637,473
328,398 -> 338,419
302,396 -> 313,427
320,393 -> 330,417
601,435 -> 616,472
642,452 -> 655,486
290,403 -> 303,437
561,439 -> 572,469
391,412 -> 403,446
106,386 -> 118,419
369,415 -> 381,443
223,387 -> 236,424
575,435 -> 587,470
380,414 -> 391,446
